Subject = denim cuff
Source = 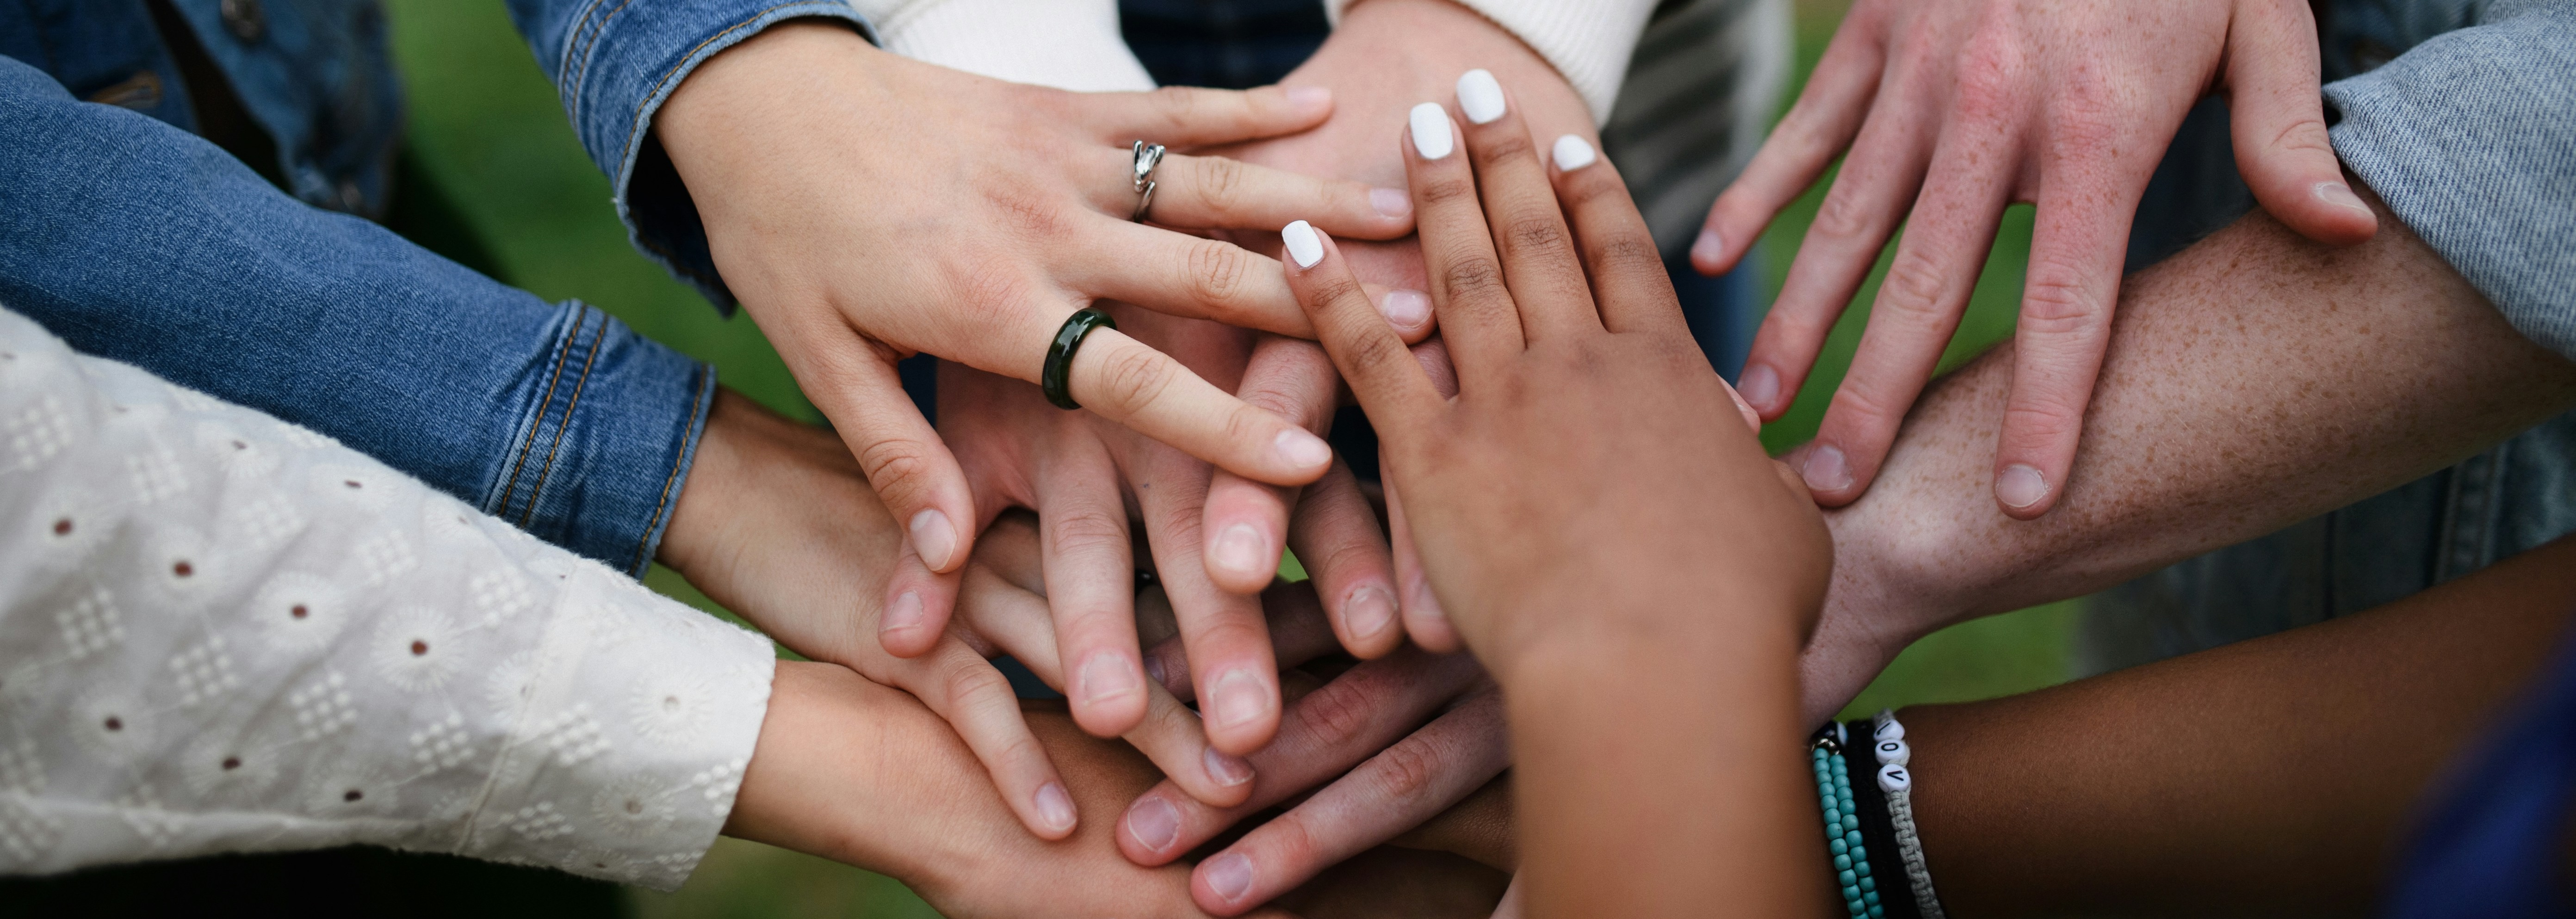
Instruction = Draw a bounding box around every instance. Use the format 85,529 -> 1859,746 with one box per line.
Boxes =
510,0 -> 876,313
484,301 -> 718,577
2324,0 -> 2576,362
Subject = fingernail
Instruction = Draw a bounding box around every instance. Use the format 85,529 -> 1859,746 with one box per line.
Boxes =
1737,362 -> 1779,411
1206,668 -> 1270,732
1078,651 -> 1144,707
1203,748 -> 1254,787
883,590 -> 925,633
1203,852 -> 1256,904
1802,444 -> 1853,493
1274,428 -> 1332,471
1210,523 -> 1272,579
1377,289 -> 1431,330
1143,653 -> 1169,688
1996,463 -> 2050,510
908,508 -> 958,570
1369,187 -> 1412,218
1126,795 -> 1182,852
1455,69 -> 1505,124
1691,227 -> 1726,265
1034,782 -> 1077,833
1551,135 -> 1597,171
1285,85 -> 1331,113
1344,584 -> 1398,639
1281,220 -> 1323,269
2316,180 -> 2369,215
1409,103 -> 1453,160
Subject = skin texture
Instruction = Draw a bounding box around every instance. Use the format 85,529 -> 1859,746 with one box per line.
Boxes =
1156,182 -> 2576,895
1283,78 -> 1830,919
1698,0 -> 2377,519
1194,0 -> 1602,655
1798,183 -> 2576,726
1907,537 -> 2576,916
657,21 -> 1410,633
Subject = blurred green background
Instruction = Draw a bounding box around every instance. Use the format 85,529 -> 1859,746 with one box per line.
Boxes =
381,0 -> 2074,914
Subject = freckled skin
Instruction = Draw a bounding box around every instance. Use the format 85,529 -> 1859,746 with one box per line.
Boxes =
1803,183 -> 2576,725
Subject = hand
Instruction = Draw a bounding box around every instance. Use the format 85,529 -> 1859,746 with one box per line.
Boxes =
932,312 -> 1403,757
1192,0 -> 1599,653
726,661 -> 1302,919
1287,76 -> 1830,917
1696,0 -> 2376,518
658,21 -> 1414,590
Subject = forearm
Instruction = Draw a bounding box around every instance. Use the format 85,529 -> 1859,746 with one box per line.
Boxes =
1504,622 -> 1822,919
1823,187 -> 2576,673
1905,536 -> 2576,917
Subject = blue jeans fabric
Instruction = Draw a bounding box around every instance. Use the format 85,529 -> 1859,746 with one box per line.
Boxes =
0,55 -> 713,577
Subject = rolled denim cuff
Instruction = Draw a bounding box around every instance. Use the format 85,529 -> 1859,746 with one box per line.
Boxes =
2323,0 -> 2576,362
509,0 -> 876,313
487,301 -> 718,577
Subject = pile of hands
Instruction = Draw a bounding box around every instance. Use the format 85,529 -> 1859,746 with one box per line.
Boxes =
629,0 -> 2375,915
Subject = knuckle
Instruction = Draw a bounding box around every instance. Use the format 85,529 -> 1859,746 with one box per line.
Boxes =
1368,735 -> 1443,804
1826,379 -> 1902,433
1299,271 -> 1368,316
1187,239 -> 1253,307
1438,256 -> 1508,304
1472,130 -> 1536,167
1260,812 -> 1324,870
855,437 -> 939,500
1337,331 -> 1416,386
1875,247 -> 1952,325
1413,175 -> 1479,209
1810,188 -> 1877,243
1151,86 -> 1203,126
1590,232 -> 1664,280
1095,344 -> 1177,415
1047,506 -> 1129,553
1238,385 -> 1306,421
2018,259 -> 2107,335
1195,157 -> 1249,216
943,662 -> 1015,708
1502,215 -> 1570,255
1292,674 -> 1381,747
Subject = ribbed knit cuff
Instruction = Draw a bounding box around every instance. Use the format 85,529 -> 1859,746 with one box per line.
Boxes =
870,0 -> 1156,91
1326,0 -> 1658,123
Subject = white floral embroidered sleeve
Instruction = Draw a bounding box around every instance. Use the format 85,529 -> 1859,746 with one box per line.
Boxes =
0,308 -> 775,890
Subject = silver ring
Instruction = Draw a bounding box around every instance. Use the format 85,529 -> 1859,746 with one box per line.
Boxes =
1130,140 -> 1165,222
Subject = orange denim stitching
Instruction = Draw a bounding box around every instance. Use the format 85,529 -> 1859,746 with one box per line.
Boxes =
499,304 -> 588,521
520,306 -> 611,527
564,0 -> 642,118
631,364 -> 712,575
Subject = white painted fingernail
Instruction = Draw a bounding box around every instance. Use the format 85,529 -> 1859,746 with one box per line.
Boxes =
908,508 -> 958,570
1377,289 -> 1431,330
1210,523 -> 1271,579
1456,69 -> 1505,124
1802,444 -> 1853,493
1282,220 -> 1323,268
1369,187 -> 1411,218
1409,103 -> 1453,160
2315,180 -> 2369,215
1203,748 -> 1254,786
1551,134 -> 1596,171
1275,428 -> 1331,470
1034,782 -> 1077,833
1078,651 -> 1143,707
1206,668 -> 1269,731
1996,463 -> 2050,510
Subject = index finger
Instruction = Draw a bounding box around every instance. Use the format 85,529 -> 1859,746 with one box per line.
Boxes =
1275,222 -> 1444,440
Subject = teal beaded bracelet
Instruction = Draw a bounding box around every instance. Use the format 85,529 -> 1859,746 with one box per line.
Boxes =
1812,736 -> 1884,919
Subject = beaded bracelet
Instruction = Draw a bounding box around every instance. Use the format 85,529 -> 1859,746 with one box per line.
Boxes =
1843,721 -> 1921,919
1810,734 -> 1884,919
1871,710 -> 1947,919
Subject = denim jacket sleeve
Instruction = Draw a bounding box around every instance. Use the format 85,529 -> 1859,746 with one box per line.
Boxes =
0,56 -> 712,578
503,0 -> 876,313
2324,0 -> 2576,361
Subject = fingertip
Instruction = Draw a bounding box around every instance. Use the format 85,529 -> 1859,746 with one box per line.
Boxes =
907,506 -> 962,572
1205,519 -> 1282,595
1337,582 -> 1404,659
1072,650 -> 1151,737
1375,287 -> 1434,340
1283,85 -> 1331,119
1281,219 -> 1325,270
1994,461 -> 2059,520
1796,441 -> 1862,507
1030,779 -> 1079,840
2295,180 -> 2381,246
1121,790 -> 1187,863
1736,361 -> 1784,417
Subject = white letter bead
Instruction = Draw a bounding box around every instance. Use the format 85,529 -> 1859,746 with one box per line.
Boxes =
1873,718 -> 1905,743
1878,763 -> 1912,793
1875,739 -> 1910,766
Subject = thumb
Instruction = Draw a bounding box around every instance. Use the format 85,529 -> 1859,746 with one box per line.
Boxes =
2225,0 -> 2377,246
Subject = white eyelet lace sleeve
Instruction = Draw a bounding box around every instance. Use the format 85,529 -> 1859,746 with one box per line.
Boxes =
0,308 -> 774,891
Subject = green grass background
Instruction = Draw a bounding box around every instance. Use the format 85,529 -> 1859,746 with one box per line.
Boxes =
381,0 -> 2074,913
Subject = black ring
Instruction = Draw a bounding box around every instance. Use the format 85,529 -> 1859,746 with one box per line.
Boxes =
1042,308 -> 1118,410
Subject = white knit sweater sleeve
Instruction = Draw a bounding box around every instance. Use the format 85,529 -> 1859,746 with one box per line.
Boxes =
846,0 -> 1156,91
0,308 -> 775,890
1327,0 -> 1660,123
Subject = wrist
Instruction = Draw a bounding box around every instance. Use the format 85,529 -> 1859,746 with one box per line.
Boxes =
659,20 -> 881,188
1274,0 -> 1594,186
